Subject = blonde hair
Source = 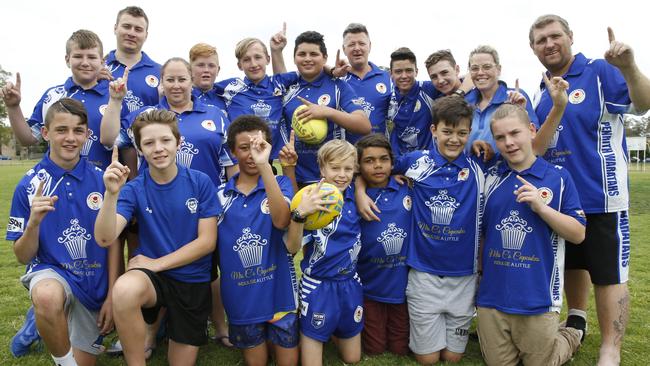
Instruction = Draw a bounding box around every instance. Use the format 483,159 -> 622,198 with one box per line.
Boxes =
317,139 -> 357,168
189,43 -> 218,63
468,45 -> 500,66
235,38 -> 269,61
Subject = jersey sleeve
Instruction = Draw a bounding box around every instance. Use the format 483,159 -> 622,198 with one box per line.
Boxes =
277,176 -> 295,203
6,182 -> 30,241
521,89 -> 540,127
27,92 -> 50,141
336,80 -> 363,113
274,72 -> 300,90
217,111 -> 236,167
116,183 -> 137,223
556,166 -> 587,226
596,60 -> 632,115
198,174 -> 222,219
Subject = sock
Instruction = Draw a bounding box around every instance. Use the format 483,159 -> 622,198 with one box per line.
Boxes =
566,309 -> 587,343
52,348 -> 77,366
567,308 -> 587,320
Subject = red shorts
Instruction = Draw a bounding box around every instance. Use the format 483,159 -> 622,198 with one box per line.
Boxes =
362,298 -> 409,356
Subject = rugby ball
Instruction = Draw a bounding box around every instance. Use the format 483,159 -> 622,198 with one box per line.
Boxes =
291,105 -> 328,145
290,182 -> 344,230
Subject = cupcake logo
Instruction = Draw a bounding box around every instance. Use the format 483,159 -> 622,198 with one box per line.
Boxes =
496,210 -> 533,250
233,228 -> 268,268
58,219 -> 91,260
399,126 -> 420,152
425,190 -> 460,225
81,129 -> 98,156
377,223 -> 407,255
251,100 -> 272,119
124,91 -> 145,113
177,137 -> 199,168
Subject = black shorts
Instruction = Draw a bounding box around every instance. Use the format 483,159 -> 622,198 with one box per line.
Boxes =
565,211 -> 630,285
134,268 -> 211,346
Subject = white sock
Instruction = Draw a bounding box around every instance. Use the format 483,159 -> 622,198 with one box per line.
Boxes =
568,308 -> 587,320
52,348 -> 77,366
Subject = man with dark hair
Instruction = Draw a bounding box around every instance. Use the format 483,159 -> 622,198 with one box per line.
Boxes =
105,6 -> 161,111
530,14 -> 650,365
7,98 -> 118,366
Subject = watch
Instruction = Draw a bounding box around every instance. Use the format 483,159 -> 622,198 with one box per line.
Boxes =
454,89 -> 466,97
291,209 -> 307,223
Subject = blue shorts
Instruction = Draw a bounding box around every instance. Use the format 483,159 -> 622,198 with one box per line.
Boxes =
299,274 -> 364,342
229,313 -> 299,349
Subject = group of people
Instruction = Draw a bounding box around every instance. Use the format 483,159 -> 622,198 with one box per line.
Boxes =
2,5 -> 648,366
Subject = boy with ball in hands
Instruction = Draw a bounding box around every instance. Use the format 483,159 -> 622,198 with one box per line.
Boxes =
477,103 -> 586,366
285,139 -> 364,366
7,98 -> 118,366
95,109 -> 220,366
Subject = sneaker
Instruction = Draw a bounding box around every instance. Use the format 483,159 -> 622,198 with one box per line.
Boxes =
566,314 -> 587,343
10,306 -> 41,357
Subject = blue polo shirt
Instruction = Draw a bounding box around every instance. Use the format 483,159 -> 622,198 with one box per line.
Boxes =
299,186 -> 362,281
27,78 -> 128,170
281,71 -> 364,184
191,86 -> 227,112
534,53 -> 631,214
388,81 -> 441,156
465,81 -> 538,152
395,146 -> 486,276
105,50 -> 161,110
116,165 -> 220,283
216,175 -> 298,324
7,155 -> 108,311
357,177 -> 411,303
478,158 -> 585,315
341,62 -> 393,144
216,74 -> 299,159
120,97 -> 234,187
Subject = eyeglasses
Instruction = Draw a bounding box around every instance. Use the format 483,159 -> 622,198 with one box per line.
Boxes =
469,63 -> 497,73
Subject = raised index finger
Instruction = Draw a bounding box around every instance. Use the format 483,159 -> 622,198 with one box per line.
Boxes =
289,130 -> 295,146
516,175 -> 534,187
282,21 -> 287,35
515,78 -> 520,94
15,72 -> 21,89
542,72 -> 551,89
607,27 -> 615,43
112,145 -> 119,163
336,49 -> 341,64
35,179 -> 44,197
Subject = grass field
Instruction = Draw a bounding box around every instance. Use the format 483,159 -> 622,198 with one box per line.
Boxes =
0,161 -> 649,365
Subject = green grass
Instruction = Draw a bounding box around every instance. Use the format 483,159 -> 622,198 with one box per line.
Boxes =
0,162 -> 649,365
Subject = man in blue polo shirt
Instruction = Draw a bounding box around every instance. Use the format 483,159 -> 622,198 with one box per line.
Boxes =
7,98 -> 118,366
95,109 -> 219,366
105,6 -> 161,111
280,31 -> 370,186
339,23 -> 393,144
529,14 -> 650,365
478,103 -> 586,365
387,47 -> 441,156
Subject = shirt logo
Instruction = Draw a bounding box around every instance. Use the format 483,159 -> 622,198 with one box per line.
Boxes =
234,228 -> 268,268
458,168 -> 470,181
81,129 -> 98,156
496,210 -> 533,250
251,100 -> 272,119
58,218 -> 91,260
124,90 -> 144,112
425,190 -> 459,225
403,195 -> 412,211
99,104 -> 108,116
260,198 -> 270,214
376,82 -> 387,94
201,119 -> 216,131
414,99 -> 421,112
538,187 -> 553,205
378,223 -> 407,255
86,192 -> 103,210
177,137 -> 199,168
548,125 -> 564,149
186,198 -> 198,214
569,89 -> 586,104
312,312 -> 325,329
318,94 -> 331,106
349,233 -> 362,263
145,75 -> 159,88
354,306 -> 363,323
399,126 -> 420,152
7,216 -> 24,233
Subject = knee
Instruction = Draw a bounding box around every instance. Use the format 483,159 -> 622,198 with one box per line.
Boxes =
415,352 -> 440,365
31,280 -> 66,317
111,273 -> 149,311
441,350 -> 463,363
341,353 -> 361,364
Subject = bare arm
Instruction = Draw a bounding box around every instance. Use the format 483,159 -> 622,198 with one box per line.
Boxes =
295,96 -> 371,134
532,75 -> 569,156
270,22 -> 288,74
95,148 -> 130,247
100,69 -> 129,146
605,27 -> 650,111
0,73 -> 38,145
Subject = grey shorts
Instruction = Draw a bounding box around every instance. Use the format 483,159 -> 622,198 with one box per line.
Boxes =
22,268 -> 103,355
405,270 -> 477,355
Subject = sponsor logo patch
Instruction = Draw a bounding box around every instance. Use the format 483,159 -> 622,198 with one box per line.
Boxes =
7,217 -> 24,233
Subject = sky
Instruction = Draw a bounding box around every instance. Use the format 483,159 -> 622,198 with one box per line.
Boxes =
2,0 -> 649,115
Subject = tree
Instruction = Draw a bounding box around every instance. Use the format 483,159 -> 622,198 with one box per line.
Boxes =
0,64 -> 11,121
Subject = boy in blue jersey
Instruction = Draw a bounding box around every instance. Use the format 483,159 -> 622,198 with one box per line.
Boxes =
477,103 -> 586,366
285,139 -> 363,366
339,23 -> 393,144
105,6 -> 160,110
530,15 -> 650,364
1,29 -> 129,170
217,115 -> 299,366
387,47 -> 440,156
281,31 -> 371,186
7,98 -> 118,366
94,109 -> 219,366
189,43 -> 226,111
355,134 -> 411,356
